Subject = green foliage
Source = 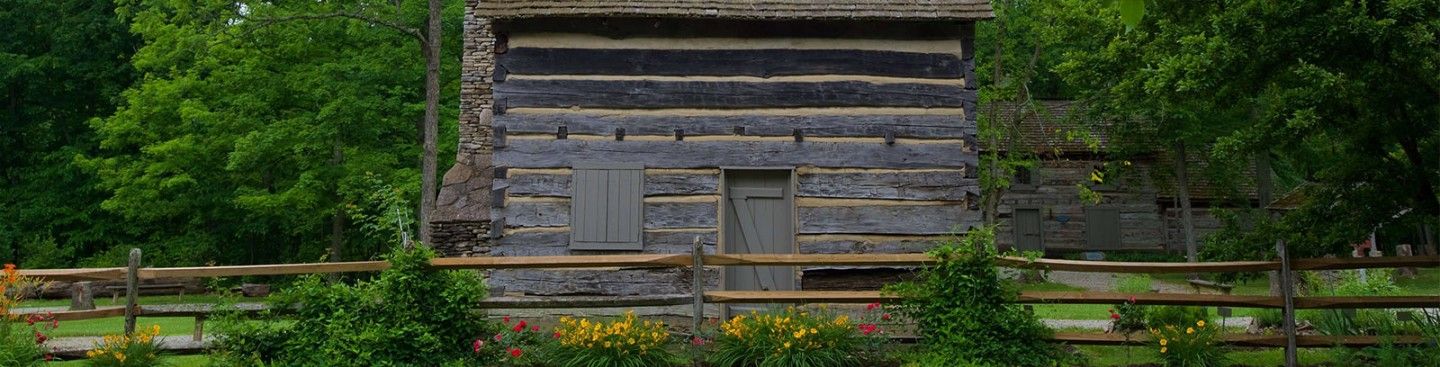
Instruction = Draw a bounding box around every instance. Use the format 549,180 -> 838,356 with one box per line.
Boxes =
207,308 -> 293,367
0,0 -> 139,268
547,312 -> 683,367
1147,320 -> 1225,367
0,327 -> 46,367
706,306 -> 889,367
1251,309 -> 1284,330
216,245 -> 489,366
1145,306 -> 1208,331
59,0 -> 465,266
471,316 -> 545,366
85,325 -> 166,367
1115,274 -> 1153,294
884,228 -> 1072,366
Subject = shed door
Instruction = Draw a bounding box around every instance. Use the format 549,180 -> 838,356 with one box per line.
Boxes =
722,170 -> 794,313
1086,207 -> 1121,249
1015,209 -> 1044,251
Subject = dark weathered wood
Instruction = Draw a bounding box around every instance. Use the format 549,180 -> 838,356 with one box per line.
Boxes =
798,171 -> 977,200
497,113 -> 971,138
501,201 -> 717,229
505,172 -> 718,197
800,267 -> 917,291
1278,239 -> 1298,367
487,267 -> 717,296
496,140 -> 974,169
691,236 -> 705,341
17,267 -> 127,281
1291,255 -> 1440,270
494,230 -> 717,256
495,79 -> 971,108
497,18 -> 969,40
798,236 -> 943,254
479,295 -> 692,308
799,205 -> 979,235
500,48 -> 963,78
431,254 -> 691,269
124,249 -> 140,336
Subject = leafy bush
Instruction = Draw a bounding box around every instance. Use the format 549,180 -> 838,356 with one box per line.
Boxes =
1251,309 -> 1283,329
1110,297 -> 1147,333
706,306 -> 887,367
2,264 -> 52,366
207,308 -> 293,366
1148,319 -> 1224,367
86,325 -> 165,367
883,228 -> 1072,366
1145,306 -> 1208,330
546,311 -> 681,367
212,245 -> 490,366
471,315 -> 547,366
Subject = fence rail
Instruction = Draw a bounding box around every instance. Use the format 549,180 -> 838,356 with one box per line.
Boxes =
12,248 -> 1440,362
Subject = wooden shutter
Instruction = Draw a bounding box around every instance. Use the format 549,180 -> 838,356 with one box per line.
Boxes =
1085,207 -> 1121,249
570,163 -> 644,250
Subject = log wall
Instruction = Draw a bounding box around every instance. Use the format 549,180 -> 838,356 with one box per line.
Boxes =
484,18 -> 979,296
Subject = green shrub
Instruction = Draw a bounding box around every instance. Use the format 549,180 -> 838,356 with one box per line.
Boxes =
546,311 -> 683,367
1145,306 -> 1208,330
213,245 -> 490,366
705,306 -> 889,367
883,228 -> 1072,366
2,264 -> 52,366
85,325 -> 166,367
1147,319 -> 1224,367
471,315 -> 548,366
207,308 -> 293,366
1251,309 -> 1284,329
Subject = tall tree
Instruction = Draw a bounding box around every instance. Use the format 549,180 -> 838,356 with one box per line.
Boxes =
419,0 -> 442,244
79,0 -> 461,265
0,0 -> 139,267
1051,0 -> 1440,257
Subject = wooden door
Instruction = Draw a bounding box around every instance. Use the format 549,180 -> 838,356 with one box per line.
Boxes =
1015,208 -> 1044,252
722,170 -> 794,314
1085,207 -> 1121,249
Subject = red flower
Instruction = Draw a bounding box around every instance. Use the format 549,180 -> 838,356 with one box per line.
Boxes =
881,313 -> 892,321
530,325 -> 540,332
503,316 -> 511,324
1110,313 -> 1121,320
866,303 -> 881,311
44,354 -> 53,362
858,323 -> 879,335
1128,296 -> 1137,304
512,323 -> 524,332
691,336 -> 706,346
509,348 -> 523,358
552,332 -> 562,339
34,332 -> 47,344
473,339 -> 484,353
493,333 -> 503,342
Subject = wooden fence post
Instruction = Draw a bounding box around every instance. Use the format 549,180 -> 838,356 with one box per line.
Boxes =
124,248 -> 141,336
1276,240 -> 1297,367
691,236 -> 704,367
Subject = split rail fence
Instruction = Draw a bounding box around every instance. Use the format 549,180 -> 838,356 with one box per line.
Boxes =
14,240 -> 1440,362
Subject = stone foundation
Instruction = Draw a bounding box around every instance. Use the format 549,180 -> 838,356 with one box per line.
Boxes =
431,221 -> 492,258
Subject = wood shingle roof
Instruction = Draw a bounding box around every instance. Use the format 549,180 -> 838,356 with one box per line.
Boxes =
475,0 -> 995,20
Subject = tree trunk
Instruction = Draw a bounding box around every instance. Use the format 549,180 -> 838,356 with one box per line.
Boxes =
418,0 -> 442,245
330,144 -> 345,261
1174,142 -> 1198,263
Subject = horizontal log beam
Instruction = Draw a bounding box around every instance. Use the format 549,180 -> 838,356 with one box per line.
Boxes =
995,257 -> 1281,273
1291,256 -> 1440,270
495,139 -> 973,169
497,113 -> 971,139
704,291 -> 896,304
430,254 -> 691,269
1051,333 -> 1429,348
18,267 -> 128,281
495,79 -> 971,108
139,261 -> 389,279
1019,291 -> 1283,308
499,48 -> 963,79
479,295 -> 693,309
705,254 -> 932,266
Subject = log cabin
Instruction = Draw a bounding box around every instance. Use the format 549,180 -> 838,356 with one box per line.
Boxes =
990,101 -> 1263,255
429,1 -> 994,298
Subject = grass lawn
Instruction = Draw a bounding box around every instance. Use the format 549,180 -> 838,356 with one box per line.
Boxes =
50,354 -> 210,366
1076,345 -> 1340,366
48,317 -> 199,338
19,294 -> 258,309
